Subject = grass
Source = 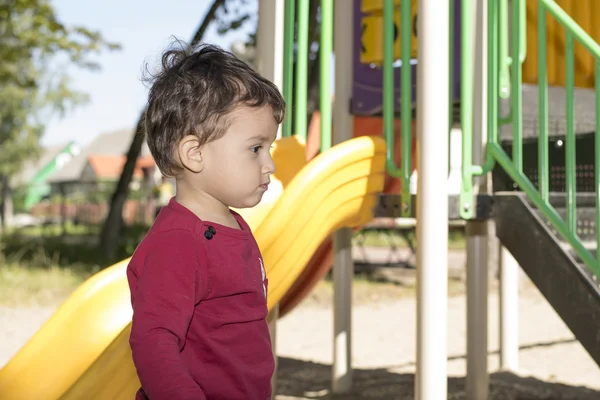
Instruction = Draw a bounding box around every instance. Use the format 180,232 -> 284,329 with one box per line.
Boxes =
0,264 -> 93,307
0,224 -> 467,308
0,223 -> 150,307
9,222 -> 101,237
1,223 -> 149,267
353,227 -> 466,250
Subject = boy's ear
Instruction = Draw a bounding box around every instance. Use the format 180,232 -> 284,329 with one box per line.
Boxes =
178,135 -> 204,173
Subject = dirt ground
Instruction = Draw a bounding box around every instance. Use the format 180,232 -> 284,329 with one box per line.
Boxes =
274,283 -> 600,399
1,247 -> 600,399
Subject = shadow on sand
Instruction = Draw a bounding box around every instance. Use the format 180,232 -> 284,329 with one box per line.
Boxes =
276,357 -> 600,400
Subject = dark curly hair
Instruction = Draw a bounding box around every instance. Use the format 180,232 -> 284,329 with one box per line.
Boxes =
143,40 -> 286,177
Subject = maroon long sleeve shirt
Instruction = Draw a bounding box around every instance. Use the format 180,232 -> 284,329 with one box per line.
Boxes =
127,198 -> 273,400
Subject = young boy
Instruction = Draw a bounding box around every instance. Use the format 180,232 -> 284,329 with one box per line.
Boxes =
126,42 -> 285,400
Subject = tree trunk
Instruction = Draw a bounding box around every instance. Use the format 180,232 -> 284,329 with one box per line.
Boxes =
0,175 -> 13,231
0,175 -> 6,231
98,120 -> 145,261
98,0 -> 227,262
190,0 -> 225,46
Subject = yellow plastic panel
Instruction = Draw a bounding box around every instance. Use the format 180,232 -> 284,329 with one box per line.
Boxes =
523,0 -> 600,88
59,136 -> 385,400
361,0 -> 400,13
0,259 -> 133,400
360,0 -> 417,65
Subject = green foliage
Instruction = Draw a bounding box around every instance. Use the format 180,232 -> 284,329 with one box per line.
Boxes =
0,0 -> 120,177
215,0 -> 257,44
10,184 -> 29,213
1,222 -> 149,267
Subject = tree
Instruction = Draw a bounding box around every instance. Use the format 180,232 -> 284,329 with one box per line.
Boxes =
0,0 -> 119,228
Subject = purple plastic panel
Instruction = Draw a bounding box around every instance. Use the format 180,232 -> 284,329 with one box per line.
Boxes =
351,0 -> 462,116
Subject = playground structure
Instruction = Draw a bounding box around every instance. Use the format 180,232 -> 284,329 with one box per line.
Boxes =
2,0 -> 600,399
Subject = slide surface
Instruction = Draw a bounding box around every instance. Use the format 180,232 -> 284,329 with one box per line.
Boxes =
0,135 -> 386,400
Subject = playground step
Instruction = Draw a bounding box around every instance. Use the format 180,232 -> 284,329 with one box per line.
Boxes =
529,193 -> 598,244
373,193 -> 493,220
528,194 -> 599,288
494,192 -> 600,369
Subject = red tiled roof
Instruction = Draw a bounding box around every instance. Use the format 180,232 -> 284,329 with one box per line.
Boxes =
87,155 -> 156,179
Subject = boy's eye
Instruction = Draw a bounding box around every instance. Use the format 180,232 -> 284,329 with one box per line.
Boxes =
251,146 -> 261,153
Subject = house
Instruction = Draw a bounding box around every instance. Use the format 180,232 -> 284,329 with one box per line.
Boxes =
13,141 -> 81,210
46,128 -> 157,196
23,128 -> 161,225
81,154 -> 155,187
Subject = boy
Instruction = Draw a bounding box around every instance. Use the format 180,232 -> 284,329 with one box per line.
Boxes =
127,42 -> 285,400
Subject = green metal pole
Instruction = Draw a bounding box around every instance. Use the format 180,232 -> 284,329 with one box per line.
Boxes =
538,1 -> 549,202
295,0 -> 309,142
483,0 -> 499,175
383,0 -> 397,175
400,0 -> 412,216
511,0 -> 523,173
282,0 -> 296,137
565,31 -> 576,235
459,0 -> 474,219
449,0 -> 455,176
499,0 -> 510,98
320,0 -> 333,151
595,61 -> 600,267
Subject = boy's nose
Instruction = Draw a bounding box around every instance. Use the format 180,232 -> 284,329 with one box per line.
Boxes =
264,155 -> 276,175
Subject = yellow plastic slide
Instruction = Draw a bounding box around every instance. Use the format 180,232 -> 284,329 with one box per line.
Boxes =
0,135 -> 386,399
0,135 -> 307,400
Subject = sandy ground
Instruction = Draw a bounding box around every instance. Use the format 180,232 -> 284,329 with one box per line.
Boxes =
1,248 -> 600,399
274,286 -> 600,399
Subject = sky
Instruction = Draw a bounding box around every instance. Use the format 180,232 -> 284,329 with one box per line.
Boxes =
42,0 -> 256,148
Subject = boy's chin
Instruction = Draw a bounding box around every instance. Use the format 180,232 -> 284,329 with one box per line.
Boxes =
231,194 -> 264,209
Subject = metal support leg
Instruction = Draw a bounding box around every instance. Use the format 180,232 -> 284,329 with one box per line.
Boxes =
466,0 -> 489,397
415,0 -> 449,398
332,228 -> 353,392
466,221 -> 489,400
332,0 -> 354,392
500,245 -> 519,371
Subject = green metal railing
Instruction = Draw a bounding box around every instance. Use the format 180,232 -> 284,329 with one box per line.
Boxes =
282,0 -> 295,138
383,0 -> 413,217
294,0 -> 309,143
285,0 -> 600,279
283,0 -> 415,207
498,0 -> 527,99
461,0 -> 600,277
381,0 -> 459,217
320,0 -> 333,152
282,0 -> 333,153
459,0 -> 476,219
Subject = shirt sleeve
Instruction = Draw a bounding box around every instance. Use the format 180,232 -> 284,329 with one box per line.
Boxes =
129,230 -> 206,400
